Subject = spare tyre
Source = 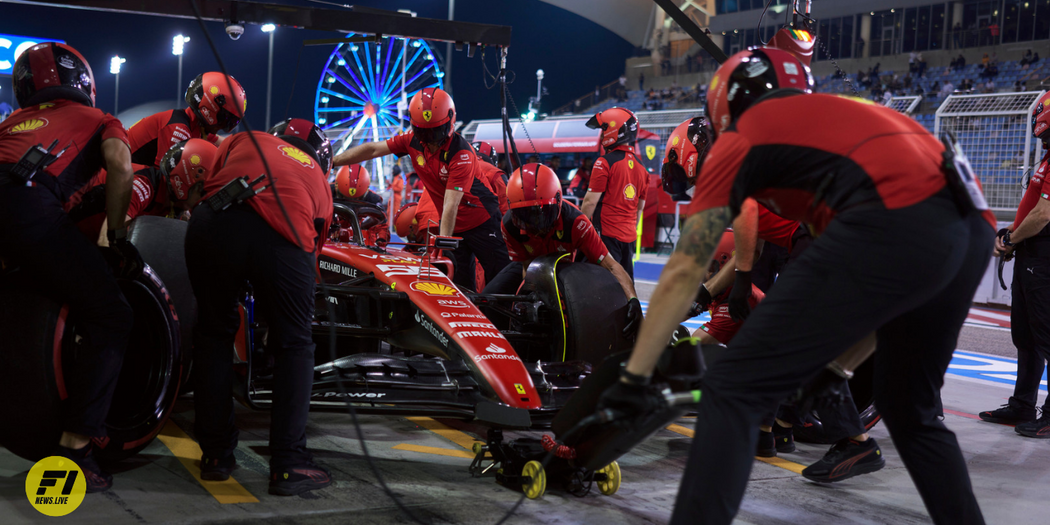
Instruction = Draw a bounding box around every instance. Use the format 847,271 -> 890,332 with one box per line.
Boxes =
0,266 -> 182,462
128,216 -> 194,388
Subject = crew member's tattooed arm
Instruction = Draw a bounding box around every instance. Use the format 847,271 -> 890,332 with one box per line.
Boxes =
623,206 -> 733,378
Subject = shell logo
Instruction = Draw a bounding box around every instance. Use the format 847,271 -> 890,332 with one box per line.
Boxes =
243,99 -> 247,112
9,118 -> 48,134
623,184 -> 637,200
672,135 -> 680,146
411,281 -> 458,296
710,76 -> 719,91
608,120 -> 616,128
279,145 -> 314,167
422,110 -> 432,122
209,86 -> 220,95
189,154 -> 201,166
38,103 -> 55,110
416,156 -> 425,166
628,159 -> 635,169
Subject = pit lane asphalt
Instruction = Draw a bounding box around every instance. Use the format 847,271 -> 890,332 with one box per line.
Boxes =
0,289 -> 1045,523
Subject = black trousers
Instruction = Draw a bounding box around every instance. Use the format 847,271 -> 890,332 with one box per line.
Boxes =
481,261 -> 526,296
0,184 -> 132,437
1008,248 -> 1050,412
451,214 -> 510,291
185,204 -> 317,469
601,235 -> 634,279
672,192 -> 990,525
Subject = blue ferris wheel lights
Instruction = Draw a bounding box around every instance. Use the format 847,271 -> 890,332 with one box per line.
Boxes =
411,40 -> 421,48
337,59 -> 346,66
321,96 -> 330,103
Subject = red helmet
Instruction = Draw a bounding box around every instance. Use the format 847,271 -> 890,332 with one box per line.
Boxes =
507,163 -> 562,234
710,230 -> 735,274
766,27 -> 816,67
335,164 -> 370,199
186,72 -> 247,132
1033,91 -> 1050,142
706,47 -> 813,137
394,202 -> 420,239
409,87 -> 456,147
268,118 -> 333,176
662,117 -> 714,195
472,141 -> 498,166
13,42 -> 95,108
160,138 -> 218,202
586,107 -> 638,149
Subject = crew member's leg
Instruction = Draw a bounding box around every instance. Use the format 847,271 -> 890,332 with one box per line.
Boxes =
185,204 -> 249,463
601,235 -> 634,279
871,212 -> 989,524
670,195 -> 973,524
1012,254 -> 1050,413
481,262 -> 525,296
452,216 -> 510,291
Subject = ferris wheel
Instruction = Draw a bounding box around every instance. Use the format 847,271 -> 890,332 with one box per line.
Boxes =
314,36 -> 444,188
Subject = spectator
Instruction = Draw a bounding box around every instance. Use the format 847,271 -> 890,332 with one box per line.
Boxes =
940,81 -> 954,97
871,62 -> 881,77
639,72 -> 645,91
618,74 -> 627,101
857,69 -> 866,86
547,155 -> 562,174
903,75 -> 913,89
1021,49 -> 1034,66
950,56 -> 958,69
931,80 -> 940,92
909,51 -> 918,74
989,21 -> 1000,44
917,53 -> 927,77
594,85 -> 601,101
526,154 -> 541,164
1015,80 -> 1027,92
882,90 -> 893,106
956,53 -> 967,71
982,53 -> 990,67
983,79 -> 996,93
991,51 -> 999,65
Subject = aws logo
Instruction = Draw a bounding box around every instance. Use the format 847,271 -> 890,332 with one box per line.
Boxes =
9,118 -> 48,134
623,183 -> 637,200
411,281 -> 458,296
279,145 -> 314,167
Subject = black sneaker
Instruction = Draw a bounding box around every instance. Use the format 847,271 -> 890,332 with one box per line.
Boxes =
773,424 -> 796,454
756,430 -> 776,458
979,403 -> 1036,424
200,455 -> 237,481
53,444 -> 112,493
802,438 -> 885,483
1015,411 -> 1050,438
269,462 -> 332,496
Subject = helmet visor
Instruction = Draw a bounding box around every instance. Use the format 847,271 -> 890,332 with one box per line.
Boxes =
661,148 -> 691,195
414,122 -> 450,147
511,203 -> 560,235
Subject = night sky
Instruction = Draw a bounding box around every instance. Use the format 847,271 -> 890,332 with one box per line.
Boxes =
1,1 -> 635,126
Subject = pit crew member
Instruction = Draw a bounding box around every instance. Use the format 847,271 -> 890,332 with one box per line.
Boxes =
473,140 -> 509,215
0,42 -> 140,492
67,139 -> 219,242
332,164 -> 389,246
126,72 -> 245,167
980,90 -> 1050,438
600,48 -> 992,524
185,118 -> 333,496
483,164 -> 642,337
331,87 -> 509,291
388,164 -> 405,219
580,107 -> 648,278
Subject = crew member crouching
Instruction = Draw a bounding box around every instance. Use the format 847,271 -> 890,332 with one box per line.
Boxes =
332,163 -> 389,246
185,117 -> 333,496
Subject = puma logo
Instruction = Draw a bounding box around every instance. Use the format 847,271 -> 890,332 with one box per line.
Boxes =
1028,267 -> 1035,274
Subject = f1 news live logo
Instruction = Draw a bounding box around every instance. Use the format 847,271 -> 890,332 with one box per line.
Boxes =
24,456 -> 86,516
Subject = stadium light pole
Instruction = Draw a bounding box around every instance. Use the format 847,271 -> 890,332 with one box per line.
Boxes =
261,24 -> 276,128
445,0 -> 454,96
110,56 -> 125,115
173,35 -> 190,108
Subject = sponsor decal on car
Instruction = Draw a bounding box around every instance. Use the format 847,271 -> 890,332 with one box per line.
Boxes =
473,353 -> 521,363
319,259 -> 358,278
450,321 -> 497,329
485,343 -> 507,353
514,383 -> 527,394
415,310 -> 449,347
456,330 -> 506,340
440,312 -> 488,319
378,264 -> 443,277
411,281 -> 459,296
312,392 -> 387,398
381,257 -> 417,264
437,299 -> 471,308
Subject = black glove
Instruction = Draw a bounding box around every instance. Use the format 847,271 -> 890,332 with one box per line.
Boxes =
623,297 -> 643,338
101,236 -> 144,280
596,378 -> 663,426
728,270 -> 753,322
791,368 -> 850,415
695,284 -> 712,311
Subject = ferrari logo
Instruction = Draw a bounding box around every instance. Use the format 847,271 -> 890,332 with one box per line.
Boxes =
628,159 -> 635,169
416,156 -> 425,166
624,184 -> 637,200
9,118 -> 48,134
525,245 -> 534,253
348,188 -> 357,196
645,145 -> 656,160
422,110 -> 432,122
411,281 -> 458,296
514,384 -> 526,395
556,230 -> 564,239
189,154 -> 201,165
279,145 -> 314,167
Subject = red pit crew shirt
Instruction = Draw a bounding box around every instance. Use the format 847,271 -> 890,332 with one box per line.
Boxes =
205,132 -> 333,253
127,108 -> 218,168
1011,153 -> 1050,232
700,284 -> 765,344
0,99 -> 128,203
66,164 -> 171,238
501,201 -> 610,263
588,145 -> 649,243
386,132 -> 500,233
688,93 -> 997,233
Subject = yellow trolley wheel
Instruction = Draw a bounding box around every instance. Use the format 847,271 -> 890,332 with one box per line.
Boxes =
521,460 -> 546,499
472,442 -> 484,455
595,461 -> 621,496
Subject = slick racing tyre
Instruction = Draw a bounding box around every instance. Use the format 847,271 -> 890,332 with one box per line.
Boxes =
0,266 -> 182,462
552,259 -> 633,365
129,216 -> 194,388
